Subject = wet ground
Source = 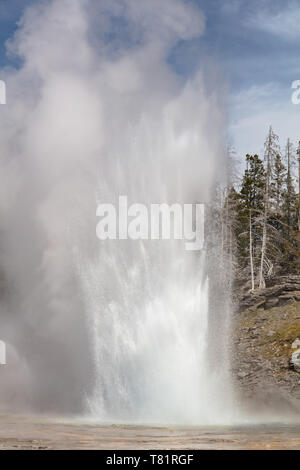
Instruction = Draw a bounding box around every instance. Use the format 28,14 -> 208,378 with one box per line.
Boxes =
0,415 -> 300,449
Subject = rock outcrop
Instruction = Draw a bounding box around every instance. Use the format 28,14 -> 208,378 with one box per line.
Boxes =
233,276 -> 300,401
290,339 -> 300,373
238,275 -> 300,312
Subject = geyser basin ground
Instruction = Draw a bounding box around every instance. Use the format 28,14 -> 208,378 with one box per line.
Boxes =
0,415 -> 300,450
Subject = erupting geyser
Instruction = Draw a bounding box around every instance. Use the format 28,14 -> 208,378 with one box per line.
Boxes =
0,0 -> 233,424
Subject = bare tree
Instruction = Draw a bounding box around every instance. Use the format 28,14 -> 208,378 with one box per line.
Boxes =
259,126 -> 280,289
249,209 -> 255,291
297,141 -> 300,232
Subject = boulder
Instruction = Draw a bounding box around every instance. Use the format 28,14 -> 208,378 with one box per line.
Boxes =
290,348 -> 300,373
264,298 -> 279,309
267,330 -> 276,337
292,339 -> 300,350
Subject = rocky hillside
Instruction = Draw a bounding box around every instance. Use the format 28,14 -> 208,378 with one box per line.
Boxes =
232,275 -> 300,403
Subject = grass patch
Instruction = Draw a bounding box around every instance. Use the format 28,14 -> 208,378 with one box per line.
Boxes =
239,300 -> 300,361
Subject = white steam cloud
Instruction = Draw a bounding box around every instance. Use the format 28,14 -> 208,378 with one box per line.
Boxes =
0,0 -> 226,419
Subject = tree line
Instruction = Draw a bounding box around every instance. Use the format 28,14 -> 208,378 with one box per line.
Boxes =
213,127 -> 300,291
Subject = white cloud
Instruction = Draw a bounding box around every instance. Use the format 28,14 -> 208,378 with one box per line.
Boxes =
125,0 -> 206,42
230,82 -> 300,160
86,0 -> 205,56
219,0 -> 242,16
248,3 -> 300,40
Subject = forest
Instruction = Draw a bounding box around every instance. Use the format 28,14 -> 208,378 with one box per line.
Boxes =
214,127 -> 300,291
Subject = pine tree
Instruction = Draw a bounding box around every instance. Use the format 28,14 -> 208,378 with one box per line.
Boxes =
228,135 -> 300,287
272,153 -> 286,217
240,154 -> 265,213
237,154 -> 265,288
267,152 -> 296,274
283,139 -> 297,238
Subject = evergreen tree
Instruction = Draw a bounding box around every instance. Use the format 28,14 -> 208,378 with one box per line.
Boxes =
220,133 -> 300,289
283,139 -> 297,238
236,154 -> 265,287
271,153 -> 286,217
240,154 -> 265,213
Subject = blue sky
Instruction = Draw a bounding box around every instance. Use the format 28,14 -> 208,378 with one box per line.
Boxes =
0,0 -> 299,161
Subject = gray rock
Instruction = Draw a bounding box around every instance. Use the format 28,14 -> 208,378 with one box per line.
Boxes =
237,371 -> 249,379
291,339 -> 300,350
239,275 -> 300,311
264,298 -> 279,309
290,348 -> 300,373
267,331 -> 276,337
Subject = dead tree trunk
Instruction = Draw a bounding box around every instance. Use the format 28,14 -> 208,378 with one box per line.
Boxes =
297,141 -> 300,232
249,209 -> 255,291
